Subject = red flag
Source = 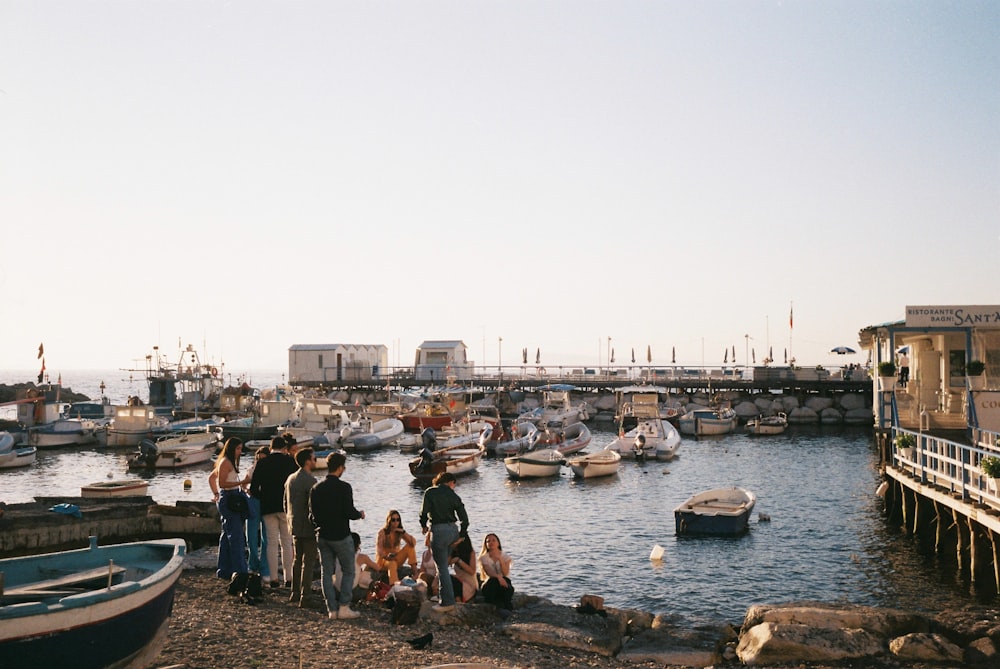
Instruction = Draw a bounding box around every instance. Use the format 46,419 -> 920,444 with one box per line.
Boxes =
789,304 -> 793,329
37,342 -> 44,359
449,399 -> 456,408
38,357 -> 46,383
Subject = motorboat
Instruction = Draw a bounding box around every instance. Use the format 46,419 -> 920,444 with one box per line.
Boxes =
81,479 -> 150,498
504,448 -> 565,479
517,386 -> 590,428
613,385 -> 683,428
606,394 -> 682,461
127,430 -> 221,470
26,418 -> 99,448
96,405 -> 170,447
678,406 -> 738,436
674,486 -> 756,536
746,412 -> 788,435
0,536 -> 185,669
536,420 -> 592,456
565,448 -> 621,479
408,444 -> 485,483
325,414 -> 406,452
0,433 -> 36,468
492,421 -> 540,457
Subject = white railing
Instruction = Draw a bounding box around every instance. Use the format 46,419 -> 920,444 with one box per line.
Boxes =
894,427 -> 1000,507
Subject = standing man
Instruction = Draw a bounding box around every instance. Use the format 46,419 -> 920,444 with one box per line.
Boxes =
249,435 -> 298,587
310,451 -> 365,620
284,446 -> 318,607
898,350 -> 910,388
419,471 -> 469,612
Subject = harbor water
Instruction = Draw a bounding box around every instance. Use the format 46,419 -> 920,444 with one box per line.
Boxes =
1,370 -> 990,629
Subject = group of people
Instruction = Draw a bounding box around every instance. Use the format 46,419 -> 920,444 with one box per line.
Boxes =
208,434 -> 515,622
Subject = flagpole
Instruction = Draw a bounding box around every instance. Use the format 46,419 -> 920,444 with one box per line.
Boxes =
789,301 -> 794,365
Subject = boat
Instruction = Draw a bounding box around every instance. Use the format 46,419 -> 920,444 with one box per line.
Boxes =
677,405 -> 739,436
398,400 -> 457,433
565,448 -> 621,479
517,385 -> 590,428
504,448 -> 565,479
26,418 -> 99,448
536,420 -> 592,456
674,486 -> 757,536
746,412 -> 788,436
127,430 -> 221,470
408,444 -> 485,483
491,421 -> 540,457
0,439 -> 36,468
81,479 -> 150,498
0,536 -> 185,669
325,414 -> 405,452
613,385 -> 684,428
606,394 -> 681,461
96,405 -> 170,447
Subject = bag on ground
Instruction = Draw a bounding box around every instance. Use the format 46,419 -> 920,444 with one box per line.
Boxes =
391,588 -> 422,625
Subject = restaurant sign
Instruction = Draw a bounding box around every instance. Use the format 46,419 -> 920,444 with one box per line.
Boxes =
906,305 -> 1000,329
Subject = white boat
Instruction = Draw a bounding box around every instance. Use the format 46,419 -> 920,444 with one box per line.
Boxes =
517,386 -> 590,428
674,486 -> 756,536
97,405 -> 170,447
678,406 -> 738,436
0,536 -> 185,669
128,430 -> 221,470
504,448 -> 564,479
326,415 -> 406,452
409,444 -> 485,482
0,445 -> 36,469
26,418 -> 99,448
0,431 -> 14,452
565,448 -> 621,479
746,412 -> 788,435
537,420 -> 592,456
606,394 -> 682,460
81,479 -> 150,498
492,421 -> 540,456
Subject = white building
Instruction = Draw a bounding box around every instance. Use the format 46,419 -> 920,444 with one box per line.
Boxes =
414,340 -> 475,382
288,344 -> 388,384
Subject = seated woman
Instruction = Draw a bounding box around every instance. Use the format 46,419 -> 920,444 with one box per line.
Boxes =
335,532 -> 380,600
375,509 -> 418,584
416,531 -> 438,598
478,533 -> 514,612
449,534 -> 478,603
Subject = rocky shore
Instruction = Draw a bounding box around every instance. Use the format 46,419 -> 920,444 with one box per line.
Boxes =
152,554 -> 1000,669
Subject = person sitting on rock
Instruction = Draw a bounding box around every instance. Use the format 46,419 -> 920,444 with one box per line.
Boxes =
478,532 -> 514,613
376,509 -> 418,584
449,534 -> 478,603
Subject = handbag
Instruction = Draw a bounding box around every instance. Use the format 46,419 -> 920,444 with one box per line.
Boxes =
366,579 -> 392,602
226,491 -> 249,515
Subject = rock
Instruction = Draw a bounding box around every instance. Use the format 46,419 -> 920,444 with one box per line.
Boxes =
591,395 -> 617,412
820,407 -> 844,424
618,626 -> 720,667
737,621 -> 884,664
965,636 -> 999,664
804,396 -> 834,412
734,401 -> 760,420
889,632 -> 964,663
741,603 -> 930,637
787,407 -> 819,424
844,407 -> 873,423
501,600 -> 624,657
840,392 -> 867,410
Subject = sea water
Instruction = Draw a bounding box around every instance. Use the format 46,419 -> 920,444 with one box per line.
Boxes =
0,370 -> 989,628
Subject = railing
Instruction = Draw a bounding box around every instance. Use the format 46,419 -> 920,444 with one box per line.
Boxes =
893,426 -> 1000,507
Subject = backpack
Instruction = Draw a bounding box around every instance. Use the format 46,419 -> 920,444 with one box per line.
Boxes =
227,572 -> 249,596
245,572 -> 264,599
391,588 -> 422,625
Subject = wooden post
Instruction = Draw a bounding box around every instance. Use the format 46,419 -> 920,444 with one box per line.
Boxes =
990,530 -> 1000,595
954,508 -> 963,569
935,502 -> 943,553
968,517 -> 978,586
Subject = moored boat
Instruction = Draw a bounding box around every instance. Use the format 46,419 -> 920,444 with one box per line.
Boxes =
491,421 -> 540,457
0,445 -> 36,469
674,486 -> 756,536
565,448 -> 621,479
746,412 -> 788,435
504,448 -> 564,479
517,385 -> 590,428
0,536 -> 186,669
606,394 -> 681,461
678,406 -> 738,436
81,479 -> 150,498
539,420 -> 592,456
127,431 -> 221,470
26,418 -> 99,448
408,444 -> 485,483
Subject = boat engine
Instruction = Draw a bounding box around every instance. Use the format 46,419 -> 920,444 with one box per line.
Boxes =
138,439 -> 160,468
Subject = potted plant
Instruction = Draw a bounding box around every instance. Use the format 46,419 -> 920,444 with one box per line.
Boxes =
966,360 -> 986,390
895,433 -> 915,460
878,361 -> 896,390
980,454 -> 1000,493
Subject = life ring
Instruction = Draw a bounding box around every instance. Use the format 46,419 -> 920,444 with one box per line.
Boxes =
211,367 -> 218,377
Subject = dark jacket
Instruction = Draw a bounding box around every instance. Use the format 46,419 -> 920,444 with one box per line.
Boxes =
250,451 -> 298,515
309,473 -> 362,542
419,483 -> 469,535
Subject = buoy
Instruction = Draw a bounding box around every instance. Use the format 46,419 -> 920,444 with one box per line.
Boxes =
875,481 -> 888,497
649,544 -> 665,561
183,479 -> 192,490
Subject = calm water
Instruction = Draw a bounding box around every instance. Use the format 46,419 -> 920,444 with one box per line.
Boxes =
0,370 -> 989,627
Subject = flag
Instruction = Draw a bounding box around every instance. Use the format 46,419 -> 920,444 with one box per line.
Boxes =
37,342 -> 44,359
58,372 -> 62,386
789,304 -> 793,329
38,357 -> 45,383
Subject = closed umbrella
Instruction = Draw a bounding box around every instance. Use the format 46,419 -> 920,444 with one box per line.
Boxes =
631,348 -> 635,364
648,345 -> 653,363
784,348 -> 788,364
610,348 -> 615,363
536,348 -> 540,365
724,349 -> 728,363
522,348 -> 527,364
732,345 -> 736,363
752,348 -> 756,363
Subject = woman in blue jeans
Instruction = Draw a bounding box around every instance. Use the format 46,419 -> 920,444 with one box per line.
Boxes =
246,446 -> 270,576
209,437 -> 250,581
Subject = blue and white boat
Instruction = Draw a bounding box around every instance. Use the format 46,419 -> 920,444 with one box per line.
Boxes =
674,486 -> 756,536
677,406 -> 738,436
0,536 -> 186,669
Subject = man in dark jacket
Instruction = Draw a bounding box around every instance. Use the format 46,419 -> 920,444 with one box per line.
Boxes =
419,471 -> 469,612
249,435 -> 297,587
310,451 -> 365,620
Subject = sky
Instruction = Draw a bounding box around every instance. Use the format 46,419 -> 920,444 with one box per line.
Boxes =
2,1 -> 998,375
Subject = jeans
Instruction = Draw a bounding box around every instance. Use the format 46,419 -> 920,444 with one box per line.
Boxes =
263,511 -> 293,583
318,535 -> 355,612
216,491 -> 248,579
430,523 -> 459,606
291,535 -> 318,602
246,496 -> 269,575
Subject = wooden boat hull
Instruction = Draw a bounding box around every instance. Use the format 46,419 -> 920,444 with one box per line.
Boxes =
674,487 -> 756,536
81,479 -> 151,498
409,446 -> 484,482
0,537 -> 185,669
566,449 -> 621,478
504,449 -> 564,479
746,414 -> 788,436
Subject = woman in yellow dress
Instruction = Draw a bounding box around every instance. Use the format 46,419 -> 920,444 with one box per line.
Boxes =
375,509 -> 418,583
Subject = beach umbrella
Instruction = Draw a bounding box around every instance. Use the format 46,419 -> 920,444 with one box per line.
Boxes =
830,346 -> 856,355
536,348 -> 540,365
896,345 -> 910,354
610,348 -> 615,363
648,345 -> 653,363
631,348 -> 635,363
724,348 -> 728,363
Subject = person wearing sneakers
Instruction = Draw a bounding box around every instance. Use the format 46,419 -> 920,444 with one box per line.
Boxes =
309,451 -> 365,620
418,471 -> 469,612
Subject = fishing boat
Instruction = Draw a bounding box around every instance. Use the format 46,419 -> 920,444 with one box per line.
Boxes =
96,405 -> 170,447
398,400 -> 456,433
26,418 -> 99,448
81,479 -> 151,498
504,448 -> 564,479
0,443 -> 36,469
677,406 -> 738,436
606,394 -> 682,460
127,430 -> 221,470
517,385 -> 590,428
745,412 -> 788,435
674,486 -> 756,536
408,444 -> 485,483
565,448 -> 621,479
0,536 -> 186,669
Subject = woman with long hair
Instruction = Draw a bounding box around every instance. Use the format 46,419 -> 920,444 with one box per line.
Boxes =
478,533 -> 514,612
375,509 -> 418,584
449,534 -> 478,603
208,437 -> 250,582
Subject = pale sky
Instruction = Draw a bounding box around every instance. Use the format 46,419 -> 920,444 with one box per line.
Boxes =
2,1 -> 998,374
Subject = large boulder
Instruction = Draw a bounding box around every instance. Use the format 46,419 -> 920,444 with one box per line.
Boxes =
819,407 -> 844,424
844,407 -> 873,424
737,622 -> 884,664
787,406 -> 819,424
889,632 -> 964,663
804,396 -> 834,412
734,401 -> 760,420
501,601 -> 625,657
840,393 -> 867,410
741,603 -> 929,637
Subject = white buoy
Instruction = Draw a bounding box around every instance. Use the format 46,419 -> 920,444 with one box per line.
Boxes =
876,481 -> 888,497
649,544 -> 665,561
